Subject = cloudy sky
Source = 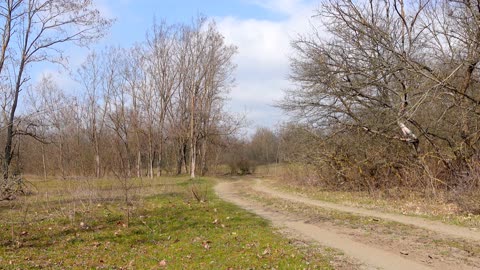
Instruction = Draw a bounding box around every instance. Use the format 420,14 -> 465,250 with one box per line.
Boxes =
44,0 -> 320,131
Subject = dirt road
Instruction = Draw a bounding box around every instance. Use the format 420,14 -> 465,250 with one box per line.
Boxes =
251,179 -> 480,242
215,179 -> 480,270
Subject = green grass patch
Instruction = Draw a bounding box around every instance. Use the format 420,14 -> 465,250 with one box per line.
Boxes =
0,177 -> 332,269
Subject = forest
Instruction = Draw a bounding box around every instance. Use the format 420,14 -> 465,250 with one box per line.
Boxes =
0,1 -> 242,201
1,0 -> 480,269
0,0 -> 480,212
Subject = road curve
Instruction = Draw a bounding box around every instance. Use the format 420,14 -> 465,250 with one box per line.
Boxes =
215,180 -> 433,270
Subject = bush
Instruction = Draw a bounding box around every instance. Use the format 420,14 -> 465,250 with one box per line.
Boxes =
0,175 -> 33,201
448,157 -> 480,213
228,159 -> 256,175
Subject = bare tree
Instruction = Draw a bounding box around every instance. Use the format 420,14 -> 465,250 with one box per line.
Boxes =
32,75 -> 78,178
178,18 -> 237,178
281,0 -> 480,192
122,46 -> 146,179
0,0 -> 111,199
0,1 -> 22,76
104,48 -> 134,177
3,15 -> 240,189
145,21 -> 179,178
77,51 -> 111,178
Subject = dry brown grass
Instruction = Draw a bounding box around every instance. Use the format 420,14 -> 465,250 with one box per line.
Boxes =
255,164 -> 480,228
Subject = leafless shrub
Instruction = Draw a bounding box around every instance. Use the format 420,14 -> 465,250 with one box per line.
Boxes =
448,155 -> 480,213
277,0 -> 480,202
280,163 -> 322,187
0,175 -> 34,201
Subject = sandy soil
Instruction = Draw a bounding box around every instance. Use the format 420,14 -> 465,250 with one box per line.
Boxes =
252,179 -> 480,242
215,179 -> 480,270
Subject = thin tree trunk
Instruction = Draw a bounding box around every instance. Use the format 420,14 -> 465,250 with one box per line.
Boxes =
60,142 -> 66,179
189,90 -> 196,178
0,0 -> 13,76
42,144 -> 47,181
151,150 -> 156,178
126,149 -> 132,178
3,5 -> 31,183
200,138 -> 208,176
460,62 -> 477,157
156,128 -> 164,177
94,134 -> 101,178
147,135 -> 154,178
94,152 -> 100,178
176,152 -> 182,175
157,139 -> 163,177
183,143 -> 188,175
136,149 -> 141,178
3,56 -> 25,181
189,138 -> 196,178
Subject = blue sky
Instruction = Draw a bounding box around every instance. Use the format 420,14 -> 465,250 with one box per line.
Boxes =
44,0 -> 319,132
96,0 -> 291,47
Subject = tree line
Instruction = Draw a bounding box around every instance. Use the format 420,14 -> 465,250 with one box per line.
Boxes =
27,19 -> 238,180
0,1 -> 238,200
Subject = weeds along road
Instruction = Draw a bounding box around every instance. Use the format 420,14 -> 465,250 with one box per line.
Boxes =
251,179 -> 480,242
215,178 -> 480,270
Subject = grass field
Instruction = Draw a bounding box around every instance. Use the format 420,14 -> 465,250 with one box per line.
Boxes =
0,176 -> 332,269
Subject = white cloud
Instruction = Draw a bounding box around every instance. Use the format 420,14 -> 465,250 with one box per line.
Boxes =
32,0 -> 320,132
216,1 -> 317,130
33,68 -> 78,97
245,0 -> 307,15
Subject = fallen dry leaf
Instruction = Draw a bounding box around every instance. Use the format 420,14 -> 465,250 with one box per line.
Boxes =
202,240 -> 211,250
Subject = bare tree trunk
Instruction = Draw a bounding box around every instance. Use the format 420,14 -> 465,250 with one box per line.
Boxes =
189,89 -> 196,178
133,95 -> 142,179
460,62 -> 477,157
147,133 -> 154,178
0,0 -> 15,76
94,152 -> 100,178
157,139 -> 163,177
41,143 -> 47,181
3,42 -> 26,181
151,150 -> 156,177
183,143 -> 189,175
200,138 -> 208,176
126,145 -> 132,178
94,133 -> 101,178
155,128 -> 164,177
60,142 -> 66,179
190,141 -> 196,178
136,149 -> 141,178
177,150 -> 183,175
